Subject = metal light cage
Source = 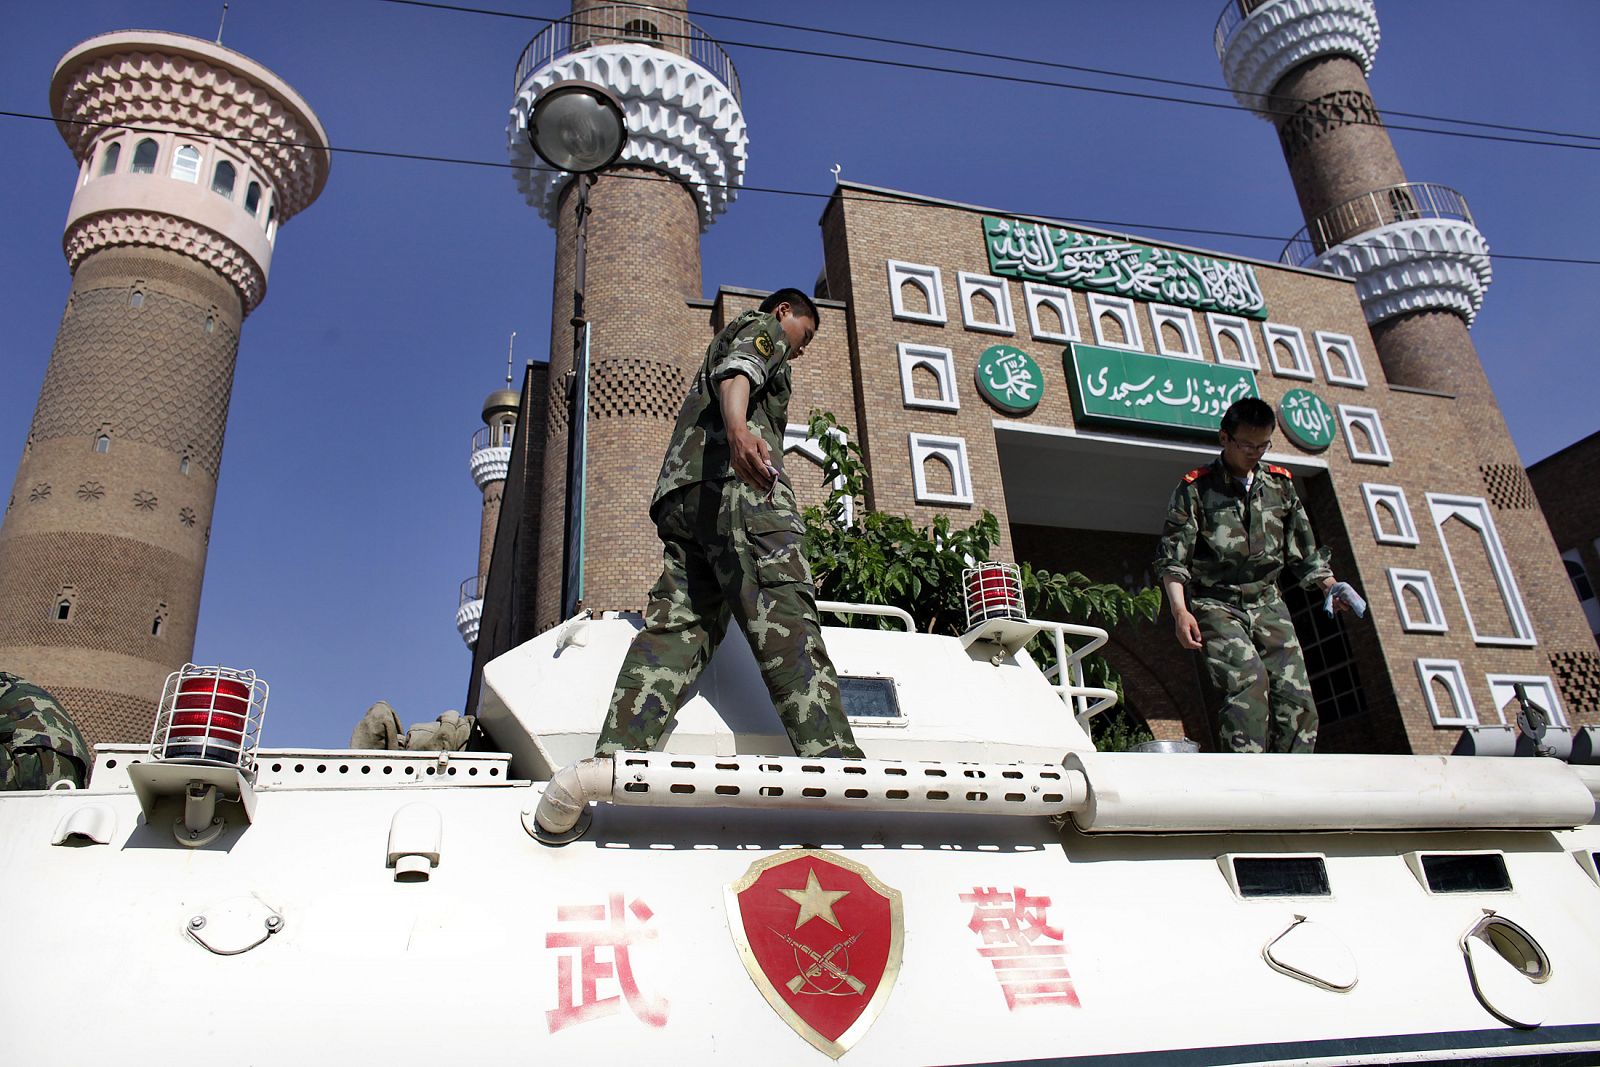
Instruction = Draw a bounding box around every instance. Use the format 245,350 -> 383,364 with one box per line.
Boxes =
150,664 -> 268,774
963,561 -> 1025,629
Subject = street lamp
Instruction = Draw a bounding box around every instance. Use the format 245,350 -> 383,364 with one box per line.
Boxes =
527,80 -> 627,622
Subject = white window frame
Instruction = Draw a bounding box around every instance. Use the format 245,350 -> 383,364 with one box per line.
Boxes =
1023,282 -> 1079,343
1388,568 -> 1448,633
909,433 -> 974,506
1360,483 -> 1419,546
887,260 -> 947,324
1426,493 -> 1537,648
1485,674 -> 1567,729
957,272 -> 1015,335
897,343 -> 959,412
171,143 -> 202,184
1150,304 -> 1202,360
1208,314 -> 1262,370
1417,659 -> 1478,727
784,424 -> 854,526
1338,405 -> 1392,464
1086,293 -> 1143,351
1261,322 -> 1313,380
1314,331 -> 1368,388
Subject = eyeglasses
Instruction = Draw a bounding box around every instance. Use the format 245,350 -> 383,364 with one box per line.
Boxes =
1226,434 -> 1272,453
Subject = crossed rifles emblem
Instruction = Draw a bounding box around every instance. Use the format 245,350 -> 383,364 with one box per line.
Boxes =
769,870 -> 864,996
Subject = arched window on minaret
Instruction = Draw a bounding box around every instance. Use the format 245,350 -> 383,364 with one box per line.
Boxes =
131,138 -> 158,173
171,144 -> 201,183
211,159 -> 236,199
244,181 -> 262,216
97,140 -> 121,177
53,586 -> 77,622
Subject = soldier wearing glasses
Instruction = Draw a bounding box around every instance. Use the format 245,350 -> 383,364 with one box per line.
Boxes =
1155,397 -> 1352,753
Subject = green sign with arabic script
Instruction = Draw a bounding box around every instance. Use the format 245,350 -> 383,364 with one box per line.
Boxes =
1066,343 -> 1258,436
1278,388 -> 1336,452
984,216 -> 1268,320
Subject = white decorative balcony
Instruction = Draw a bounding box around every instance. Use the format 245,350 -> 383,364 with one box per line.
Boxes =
470,440 -> 512,491
456,575 -> 485,649
1215,0 -> 1380,117
507,6 -> 747,231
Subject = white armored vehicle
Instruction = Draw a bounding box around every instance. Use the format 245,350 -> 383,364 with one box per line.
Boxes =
3,583 -> 1600,1065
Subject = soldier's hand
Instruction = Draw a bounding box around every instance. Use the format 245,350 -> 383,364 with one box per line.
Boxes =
730,428 -> 775,491
1174,610 -> 1203,650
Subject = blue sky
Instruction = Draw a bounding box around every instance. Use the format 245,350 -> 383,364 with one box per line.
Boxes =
3,2 -> 1596,748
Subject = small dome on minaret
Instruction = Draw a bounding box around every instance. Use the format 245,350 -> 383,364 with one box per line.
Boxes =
482,389 -> 520,424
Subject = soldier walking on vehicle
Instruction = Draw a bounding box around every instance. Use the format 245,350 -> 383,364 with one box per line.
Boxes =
597,288 -> 864,759
1154,398 -> 1356,753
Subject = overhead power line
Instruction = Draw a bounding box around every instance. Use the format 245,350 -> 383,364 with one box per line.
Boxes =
7,109 -> 1598,268
373,0 -> 1600,153
681,5 -> 1600,145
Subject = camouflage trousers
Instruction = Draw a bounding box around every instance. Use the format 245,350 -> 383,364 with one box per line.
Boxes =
1193,596 -> 1316,753
0,671 -> 91,790
599,478 -> 863,759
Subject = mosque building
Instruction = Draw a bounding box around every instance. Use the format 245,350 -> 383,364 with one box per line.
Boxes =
466,0 -> 1598,754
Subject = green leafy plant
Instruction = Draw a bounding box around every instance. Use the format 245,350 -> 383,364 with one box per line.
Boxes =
798,410 -> 1160,751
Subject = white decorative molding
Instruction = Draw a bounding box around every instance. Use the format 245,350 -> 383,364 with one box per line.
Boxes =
1023,282 -> 1079,342
1260,322 -> 1310,379
1314,331 -> 1367,387
957,272 -> 1015,335
64,210 -> 266,312
1485,674 -> 1567,729
909,433 -> 973,506
54,33 -> 329,219
897,343 -> 958,411
1427,493 -> 1537,648
1417,659 -> 1477,727
1360,483 -> 1418,545
1388,568 -> 1447,633
784,423 -> 854,526
1338,405 -> 1391,464
1208,313 -> 1260,370
508,43 -> 748,230
1309,219 -> 1493,327
887,261 -> 947,324
470,445 -> 512,490
1150,304 -> 1201,359
456,596 -> 484,649
1217,0 -> 1381,117
1086,293 -> 1143,351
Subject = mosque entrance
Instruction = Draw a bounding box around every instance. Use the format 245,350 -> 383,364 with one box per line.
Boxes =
995,423 -> 1357,749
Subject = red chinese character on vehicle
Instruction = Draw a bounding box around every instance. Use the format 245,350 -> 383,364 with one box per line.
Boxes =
960,885 -> 1079,1010
545,893 -> 668,1033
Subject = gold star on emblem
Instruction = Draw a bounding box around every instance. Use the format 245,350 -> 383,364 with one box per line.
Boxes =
781,869 -> 849,931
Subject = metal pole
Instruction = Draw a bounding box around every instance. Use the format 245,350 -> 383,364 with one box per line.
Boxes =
560,172 -> 594,621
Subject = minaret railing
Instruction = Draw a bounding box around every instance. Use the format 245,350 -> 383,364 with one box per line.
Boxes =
1280,181 -> 1475,266
513,4 -> 741,101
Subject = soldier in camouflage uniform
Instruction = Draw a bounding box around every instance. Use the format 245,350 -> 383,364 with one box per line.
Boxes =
0,671 -> 91,790
598,288 -> 864,759
1154,398 -> 1352,753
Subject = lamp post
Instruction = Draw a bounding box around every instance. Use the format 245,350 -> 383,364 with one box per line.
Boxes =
527,79 -> 627,621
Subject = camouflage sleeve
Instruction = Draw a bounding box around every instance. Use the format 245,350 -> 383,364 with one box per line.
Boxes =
1282,479 -> 1333,589
1153,481 -> 1198,584
709,317 -> 783,394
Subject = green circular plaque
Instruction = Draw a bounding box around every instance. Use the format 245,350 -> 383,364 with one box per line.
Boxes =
1278,388 -> 1336,452
975,345 -> 1043,415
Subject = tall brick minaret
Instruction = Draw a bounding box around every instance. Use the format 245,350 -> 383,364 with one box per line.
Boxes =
0,32 -> 329,745
507,0 -> 747,629
457,384 -> 520,649
1216,0 -> 1596,713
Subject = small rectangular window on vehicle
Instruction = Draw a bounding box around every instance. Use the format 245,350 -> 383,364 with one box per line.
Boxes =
839,676 -> 902,723
1229,856 -> 1332,898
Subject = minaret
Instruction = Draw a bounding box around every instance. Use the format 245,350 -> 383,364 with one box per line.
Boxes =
0,32 -> 329,746
507,0 -> 747,629
1216,0 -> 1596,721
458,378 -> 520,650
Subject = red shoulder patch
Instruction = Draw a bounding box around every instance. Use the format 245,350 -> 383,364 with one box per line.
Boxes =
1265,464 -> 1292,478
1182,467 -> 1209,484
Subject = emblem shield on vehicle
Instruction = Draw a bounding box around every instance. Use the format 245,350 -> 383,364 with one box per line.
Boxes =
725,849 -> 903,1059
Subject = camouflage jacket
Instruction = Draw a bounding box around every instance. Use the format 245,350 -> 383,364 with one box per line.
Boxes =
1153,457 -> 1331,604
652,309 -> 794,518
0,670 -> 90,786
